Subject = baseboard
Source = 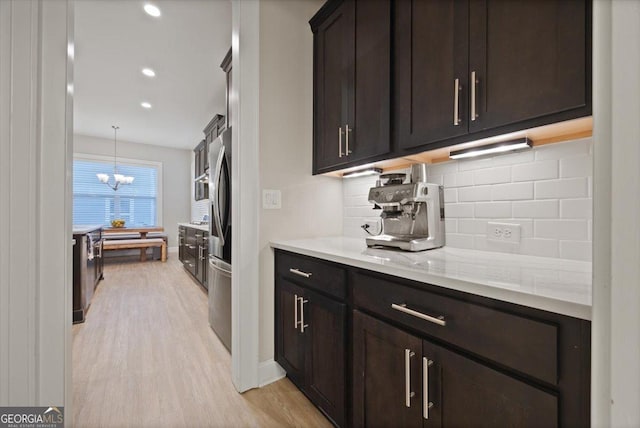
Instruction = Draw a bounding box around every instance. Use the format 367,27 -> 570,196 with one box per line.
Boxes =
258,359 -> 286,387
168,246 -> 178,253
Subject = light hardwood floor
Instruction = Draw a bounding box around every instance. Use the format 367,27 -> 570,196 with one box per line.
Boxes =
72,257 -> 332,428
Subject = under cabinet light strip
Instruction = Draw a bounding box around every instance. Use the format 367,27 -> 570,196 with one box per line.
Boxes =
342,167 -> 382,179
449,138 -> 532,160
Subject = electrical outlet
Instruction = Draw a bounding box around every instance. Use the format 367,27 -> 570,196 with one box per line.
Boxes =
486,222 -> 521,244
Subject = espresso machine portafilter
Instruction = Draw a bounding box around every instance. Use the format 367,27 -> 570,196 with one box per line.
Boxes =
365,164 -> 445,252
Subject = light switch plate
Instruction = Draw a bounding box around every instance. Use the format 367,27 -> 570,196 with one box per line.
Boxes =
262,189 -> 281,209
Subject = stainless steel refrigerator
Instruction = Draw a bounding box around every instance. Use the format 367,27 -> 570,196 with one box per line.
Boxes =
208,127 -> 232,352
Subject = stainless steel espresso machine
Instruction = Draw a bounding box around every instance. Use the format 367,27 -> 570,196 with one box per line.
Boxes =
365,164 -> 445,251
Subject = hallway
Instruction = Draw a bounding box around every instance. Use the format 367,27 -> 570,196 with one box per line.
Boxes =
72,258 -> 331,427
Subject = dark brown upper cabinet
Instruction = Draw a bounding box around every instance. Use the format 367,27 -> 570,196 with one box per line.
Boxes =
310,0 -> 391,174
395,0 -> 591,153
194,139 -> 208,201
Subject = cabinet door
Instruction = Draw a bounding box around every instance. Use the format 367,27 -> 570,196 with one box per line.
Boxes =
349,0 -> 391,163
468,0 -> 589,133
353,311 -> 423,428
275,279 -> 306,385
178,227 -> 185,262
394,0 -> 469,151
422,339 -> 558,428
305,289 -> 347,427
313,0 -> 354,172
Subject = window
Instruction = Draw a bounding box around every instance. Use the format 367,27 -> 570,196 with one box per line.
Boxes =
73,156 -> 161,227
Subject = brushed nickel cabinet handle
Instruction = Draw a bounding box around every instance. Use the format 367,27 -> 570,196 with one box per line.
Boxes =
345,124 -> 352,155
294,294 -> 299,329
471,71 -> 478,121
453,78 -> 461,126
300,298 -> 309,333
289,268 -> 312,278
423,357 -> 434,419
391,303 -> 446,327
338,126 -> 343,158
405,349 -> 416,407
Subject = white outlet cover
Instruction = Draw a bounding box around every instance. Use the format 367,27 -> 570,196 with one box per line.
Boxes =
262,189 -> 281,209
486,222 -> 521,244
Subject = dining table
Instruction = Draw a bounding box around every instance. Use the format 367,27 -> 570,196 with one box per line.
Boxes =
103,226 -> 165,261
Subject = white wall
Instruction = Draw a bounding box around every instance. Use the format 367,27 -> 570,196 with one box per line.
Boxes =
608,1 -> 640,425
344,138 -> 593,261
0,0 -> 72,410
74,134 -> 191,247
257,0 -> 341,363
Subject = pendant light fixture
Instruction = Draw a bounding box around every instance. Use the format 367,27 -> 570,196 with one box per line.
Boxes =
96,125 -> 135,190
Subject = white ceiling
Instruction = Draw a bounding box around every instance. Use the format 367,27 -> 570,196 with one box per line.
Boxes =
74,0 -> 231,150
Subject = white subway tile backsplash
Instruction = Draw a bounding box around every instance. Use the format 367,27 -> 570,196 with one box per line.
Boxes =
513,200 -> 559,218
443,188 -> 457,203
473,166 -> 511,185
560,198 -> 592,219
345,194 -> 371,207
342,138 -> 593,261
427,161 -> 456,176
345,206 -> 379,218
560,155 -> 591,178
427,175 -> 444,185
446,170 -> 474,188
446,234 -> 475,249
458,185 -> 491,202
474,202 -> 512,218
443,173 -> 458,187
445,203 -> 475,218
512,160 -> 558,182
560,240 -> 592,261
535,219 -> 588,240
534,138 -> 591,160
535,178 -> 588,199
458,219 -> 486,234
488,149 -> 535,166
458,157 -> 495,172
520,238 -> 560,258
491,182 -> 534,201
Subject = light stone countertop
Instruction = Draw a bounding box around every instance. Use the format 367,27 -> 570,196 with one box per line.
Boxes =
271,236 -> 592,320
177,222 -> 209,232
72,224 -> 104,235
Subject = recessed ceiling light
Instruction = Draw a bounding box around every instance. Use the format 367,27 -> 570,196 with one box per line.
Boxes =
141,102 -> 152,109
141,68 -> 156,77
143,3 -> 161,18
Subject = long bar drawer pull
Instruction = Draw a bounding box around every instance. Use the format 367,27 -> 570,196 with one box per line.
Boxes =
289,268 -> 312,278
405,349 -> 416,407
423,357 -> 434,419
391,303 -> 446,327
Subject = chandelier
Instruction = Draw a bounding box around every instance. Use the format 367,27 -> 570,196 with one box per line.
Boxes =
96,125 -> 134,190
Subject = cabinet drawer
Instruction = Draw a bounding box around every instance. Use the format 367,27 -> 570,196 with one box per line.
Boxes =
352,271 -> 558,385
276,251 -> 346,300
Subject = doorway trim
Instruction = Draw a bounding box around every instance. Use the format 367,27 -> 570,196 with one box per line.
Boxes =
230,0 -> 260,392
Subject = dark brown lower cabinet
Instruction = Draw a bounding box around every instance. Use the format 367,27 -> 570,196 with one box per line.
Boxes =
274,249 -> 589,428
275,278 -> 346,427
353,311 -> 558,428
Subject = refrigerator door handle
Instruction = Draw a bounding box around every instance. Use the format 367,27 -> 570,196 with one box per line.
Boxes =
209,257 -> 232,276
210,142 -> 226,246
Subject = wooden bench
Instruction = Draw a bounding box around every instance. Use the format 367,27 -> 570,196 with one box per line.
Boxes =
103,238 -> 167,262
102,232 -> 168,260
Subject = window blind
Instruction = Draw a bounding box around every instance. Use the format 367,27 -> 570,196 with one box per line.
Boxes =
73,158 -> 158,227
